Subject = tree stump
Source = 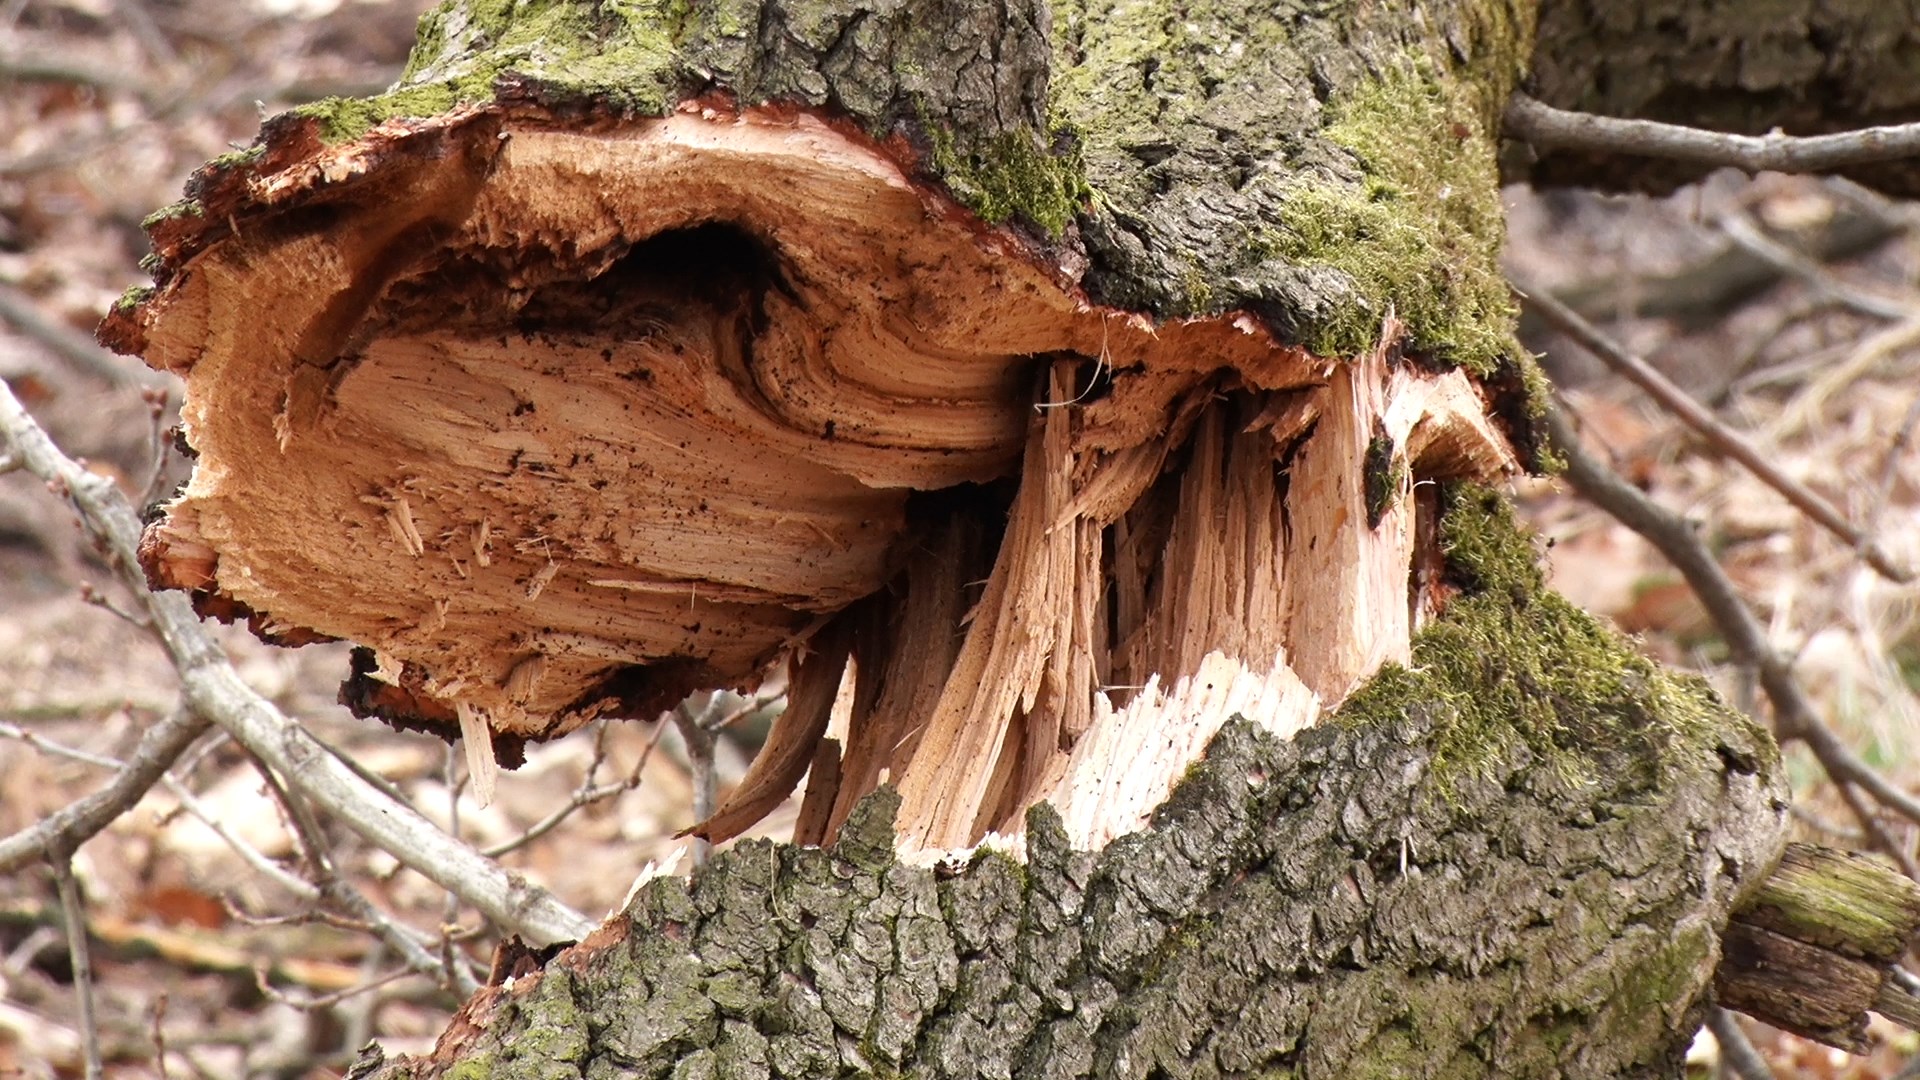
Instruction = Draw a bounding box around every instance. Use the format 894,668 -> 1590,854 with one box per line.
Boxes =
97,0 -> 1809,1074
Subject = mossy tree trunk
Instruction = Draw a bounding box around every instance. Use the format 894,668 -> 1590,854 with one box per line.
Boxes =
99,0 -> 1915,1075
339,493 -> 1788,1080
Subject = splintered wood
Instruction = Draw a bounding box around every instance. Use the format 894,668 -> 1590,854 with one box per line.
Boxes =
114,100 -> 1518,847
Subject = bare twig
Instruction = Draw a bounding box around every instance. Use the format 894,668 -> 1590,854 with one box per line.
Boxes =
1505,93 -> 1920,175
1706,1008 -> 1775,1080
309,729 -> 421,814
151,993 -> 171,1080
249,752 -> 479,995
49,857 -> 104,1080
163,767 -> 317,900
79,581 -> 152,628
255,963 -> 420,1012
0,706 -> 210,873
1546,405 -> 1920,839
0,719 -> 137,770
0,378 -> 595,945
1833,779 -> 1920,881
703,688 -> 787,733
1714,210 -> 1915,321
672,701 -> 718,868
1814,730 -> 1920,834
1519,280 -> 1913,582
483,719 -> 668,859
4,706 -> 477,993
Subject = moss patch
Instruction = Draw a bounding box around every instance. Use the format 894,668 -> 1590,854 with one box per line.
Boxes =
921,122 -> 1089,238
1267,63 -> 1518,374
298,0 -> 690,144
441,1052 -> 496,1080
112,284 -> 156,313
1336,486 -> 1758,797
138,199 -> 204,231
1362,429 -> 1402,529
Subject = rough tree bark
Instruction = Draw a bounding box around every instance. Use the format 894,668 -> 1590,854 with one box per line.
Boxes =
94,0 -> 1920,1075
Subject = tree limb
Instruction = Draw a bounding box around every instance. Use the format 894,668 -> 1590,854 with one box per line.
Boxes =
1506,94 -> 1920,176
0,707 -> 210,873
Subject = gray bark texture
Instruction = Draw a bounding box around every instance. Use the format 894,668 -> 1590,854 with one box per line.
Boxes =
365,491 -> 1788,1079
1523,0 -> 1920,195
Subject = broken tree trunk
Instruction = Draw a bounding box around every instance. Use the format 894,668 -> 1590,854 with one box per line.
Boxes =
100,0 -> 1803,1074
1716,842 -> 1920,1053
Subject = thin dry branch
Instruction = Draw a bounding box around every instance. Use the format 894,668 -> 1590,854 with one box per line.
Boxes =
248,752 -> 480,996
1714,211 -> 1916,321
0,707 -> 210,872
1707,1009 -> 1776,1080
670,700 -> 719,868
1505,94 -> 1920,175
48,857 -> 103,1080
1545,405 -> 1920,843
1832,779 -> 1920,882
1518,280 -> 1913,583
0,711 -> 467,976
482,719 -> 669,859
0,379 -> 595,945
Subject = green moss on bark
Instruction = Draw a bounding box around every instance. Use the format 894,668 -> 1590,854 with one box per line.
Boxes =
1336,485 -> 1775,798
138,199 -> 204,230
112,285 -> 156,313
299,0 -> 689,143
922,123 -> 1089,238
1268,62 -> 1517,373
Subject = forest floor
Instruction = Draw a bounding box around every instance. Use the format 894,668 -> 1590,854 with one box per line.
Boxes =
1,1 -> 1917,1076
